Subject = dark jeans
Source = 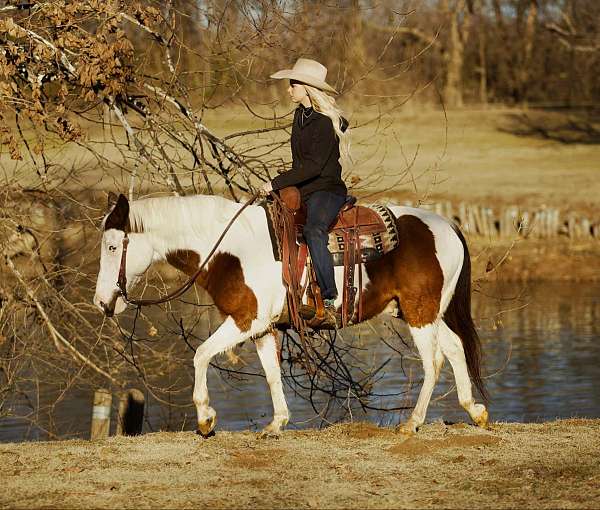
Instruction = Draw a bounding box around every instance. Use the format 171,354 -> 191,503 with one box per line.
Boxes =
303,191 -> 346,300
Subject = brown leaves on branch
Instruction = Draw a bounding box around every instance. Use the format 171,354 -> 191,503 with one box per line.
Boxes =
0,0 -> 140,150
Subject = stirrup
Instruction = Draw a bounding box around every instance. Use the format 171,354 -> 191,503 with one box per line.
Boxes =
306,305 -> 341,330
299,304 -> 317,320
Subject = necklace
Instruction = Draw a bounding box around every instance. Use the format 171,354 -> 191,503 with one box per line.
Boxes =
302,107 -> 313,119
300,106 -> 313,127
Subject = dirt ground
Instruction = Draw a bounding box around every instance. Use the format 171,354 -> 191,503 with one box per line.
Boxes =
1,419 -> 599,509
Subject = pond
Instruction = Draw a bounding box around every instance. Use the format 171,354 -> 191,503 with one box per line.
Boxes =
1,281 -> 599,442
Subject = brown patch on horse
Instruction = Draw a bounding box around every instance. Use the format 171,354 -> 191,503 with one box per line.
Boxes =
166,250 -> 258,332
360,215 -> 443,327
166,249 -> 201,275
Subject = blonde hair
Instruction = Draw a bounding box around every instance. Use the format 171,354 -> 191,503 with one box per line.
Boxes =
304,85 -> 352,166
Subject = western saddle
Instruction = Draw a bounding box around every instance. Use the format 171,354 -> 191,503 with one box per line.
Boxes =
271,187 -> 388,331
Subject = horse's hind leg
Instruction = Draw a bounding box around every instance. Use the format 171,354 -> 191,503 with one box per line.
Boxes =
255,332 -> 289,438
398,322 -> 440,435
439,320 -> 488,427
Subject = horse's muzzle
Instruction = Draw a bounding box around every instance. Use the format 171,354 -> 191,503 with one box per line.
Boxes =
103,303 -> 115,317
99,300 -> 115,317
94,292 -> 119,317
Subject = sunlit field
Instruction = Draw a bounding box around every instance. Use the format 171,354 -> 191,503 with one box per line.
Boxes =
3,107 -> 598,210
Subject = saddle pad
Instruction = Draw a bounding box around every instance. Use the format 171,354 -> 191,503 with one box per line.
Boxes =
329,204 -> 399,266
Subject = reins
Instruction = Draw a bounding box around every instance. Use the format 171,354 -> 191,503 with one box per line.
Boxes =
117,192 -> 260,307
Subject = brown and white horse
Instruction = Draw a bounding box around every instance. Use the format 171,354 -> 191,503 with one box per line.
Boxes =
94,193 -> 489,437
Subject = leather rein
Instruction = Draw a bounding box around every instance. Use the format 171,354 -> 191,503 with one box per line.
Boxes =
116,193 -> 260,307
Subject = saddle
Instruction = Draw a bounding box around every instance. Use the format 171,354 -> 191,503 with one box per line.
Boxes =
270,187 -> 397,331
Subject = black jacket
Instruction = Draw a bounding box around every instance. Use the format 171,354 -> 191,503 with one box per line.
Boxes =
272,106 -> 347,199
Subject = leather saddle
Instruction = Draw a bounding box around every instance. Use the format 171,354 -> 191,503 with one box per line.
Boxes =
278,187 -> 386,237
274,187 -> 389,330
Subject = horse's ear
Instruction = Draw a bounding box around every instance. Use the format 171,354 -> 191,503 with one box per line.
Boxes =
105,193 -> 129,231
107,192 -> 119,210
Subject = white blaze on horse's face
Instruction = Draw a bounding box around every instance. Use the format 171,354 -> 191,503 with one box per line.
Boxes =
94,227 -> 128,316
94,192 -> 136,317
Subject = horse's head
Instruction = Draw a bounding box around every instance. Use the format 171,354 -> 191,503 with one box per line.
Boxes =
94,193 -> 153,317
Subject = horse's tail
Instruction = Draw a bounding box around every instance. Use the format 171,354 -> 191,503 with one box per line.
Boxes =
443,225 -> 488,402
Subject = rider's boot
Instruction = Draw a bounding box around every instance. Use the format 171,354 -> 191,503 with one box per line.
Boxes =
305,298 -> 340,329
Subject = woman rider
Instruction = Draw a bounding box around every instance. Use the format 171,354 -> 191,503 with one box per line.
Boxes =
262,58 -> 350,319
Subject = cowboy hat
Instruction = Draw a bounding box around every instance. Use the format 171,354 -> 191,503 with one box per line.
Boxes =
270,58 -> 337,94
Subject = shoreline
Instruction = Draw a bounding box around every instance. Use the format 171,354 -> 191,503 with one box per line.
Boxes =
1,419 -> 599,508
470,238 -> 600,282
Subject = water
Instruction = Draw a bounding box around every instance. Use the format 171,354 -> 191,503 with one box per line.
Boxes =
1,281 -> 599,442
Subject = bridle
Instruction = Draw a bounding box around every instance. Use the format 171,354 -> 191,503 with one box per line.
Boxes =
116,231 -> 130,300
114,192 -> 260,308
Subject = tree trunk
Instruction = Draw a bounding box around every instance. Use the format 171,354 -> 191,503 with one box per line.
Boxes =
475,0 -> 487,105
518,0 -> 538,104
492,0 -> 505,31
441,0 -> 467,108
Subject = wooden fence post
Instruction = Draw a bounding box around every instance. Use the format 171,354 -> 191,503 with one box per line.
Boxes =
551,209 -> 560,238
116,389 -> 145,436
90,388 -> 112,440
581,217 -> 591,238
459,202 -> 467,231
412,201 -> 597,240
444,201 -> 454,222
487,208 -> 497,238
567,212 -> 577,239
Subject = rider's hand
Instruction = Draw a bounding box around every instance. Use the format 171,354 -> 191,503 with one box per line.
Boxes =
261,181 -> 273,194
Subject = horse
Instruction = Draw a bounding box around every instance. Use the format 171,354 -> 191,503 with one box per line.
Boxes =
93,192 -> 489,438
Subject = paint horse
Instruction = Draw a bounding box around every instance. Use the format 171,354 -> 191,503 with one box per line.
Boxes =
94,192 -> 489,437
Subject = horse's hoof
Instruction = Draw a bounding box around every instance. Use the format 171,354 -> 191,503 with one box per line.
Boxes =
259,429 -> 281,440
473,408 -> 489,429
196,428 -> 216,439
258,421 -> 285,439
196,416 -> 216,438
396,422 -> 417,436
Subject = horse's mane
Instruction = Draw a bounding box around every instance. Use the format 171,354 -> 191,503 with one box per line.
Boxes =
128,194 -> 230,236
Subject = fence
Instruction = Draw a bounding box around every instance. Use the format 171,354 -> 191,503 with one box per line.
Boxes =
403,201 -> 600,240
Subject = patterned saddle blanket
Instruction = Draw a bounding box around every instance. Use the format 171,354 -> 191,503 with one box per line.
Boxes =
328,204 -> 399,266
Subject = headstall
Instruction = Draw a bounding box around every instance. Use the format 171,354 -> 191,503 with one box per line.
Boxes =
117,231 -> 129,300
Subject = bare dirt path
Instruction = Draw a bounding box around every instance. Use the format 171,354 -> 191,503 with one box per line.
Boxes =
1,419 -> 599,508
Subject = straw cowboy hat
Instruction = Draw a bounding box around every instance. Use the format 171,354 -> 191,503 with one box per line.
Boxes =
270,58 -> 337,94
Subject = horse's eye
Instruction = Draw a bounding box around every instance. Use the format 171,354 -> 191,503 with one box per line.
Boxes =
108,245 -> 117,253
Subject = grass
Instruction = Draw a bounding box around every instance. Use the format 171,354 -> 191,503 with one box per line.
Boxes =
1,106 -> 598,210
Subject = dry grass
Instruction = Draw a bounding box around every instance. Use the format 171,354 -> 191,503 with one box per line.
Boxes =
2,107 -> 598,210
203,106 -> 600,209
1,419 -> 599,508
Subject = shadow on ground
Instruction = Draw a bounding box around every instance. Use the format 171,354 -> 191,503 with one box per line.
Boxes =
499,108 -> 600,144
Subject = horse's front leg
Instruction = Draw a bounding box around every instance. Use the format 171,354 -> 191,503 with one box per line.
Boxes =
255,332 -> 289,438
193,317 -> 260,437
